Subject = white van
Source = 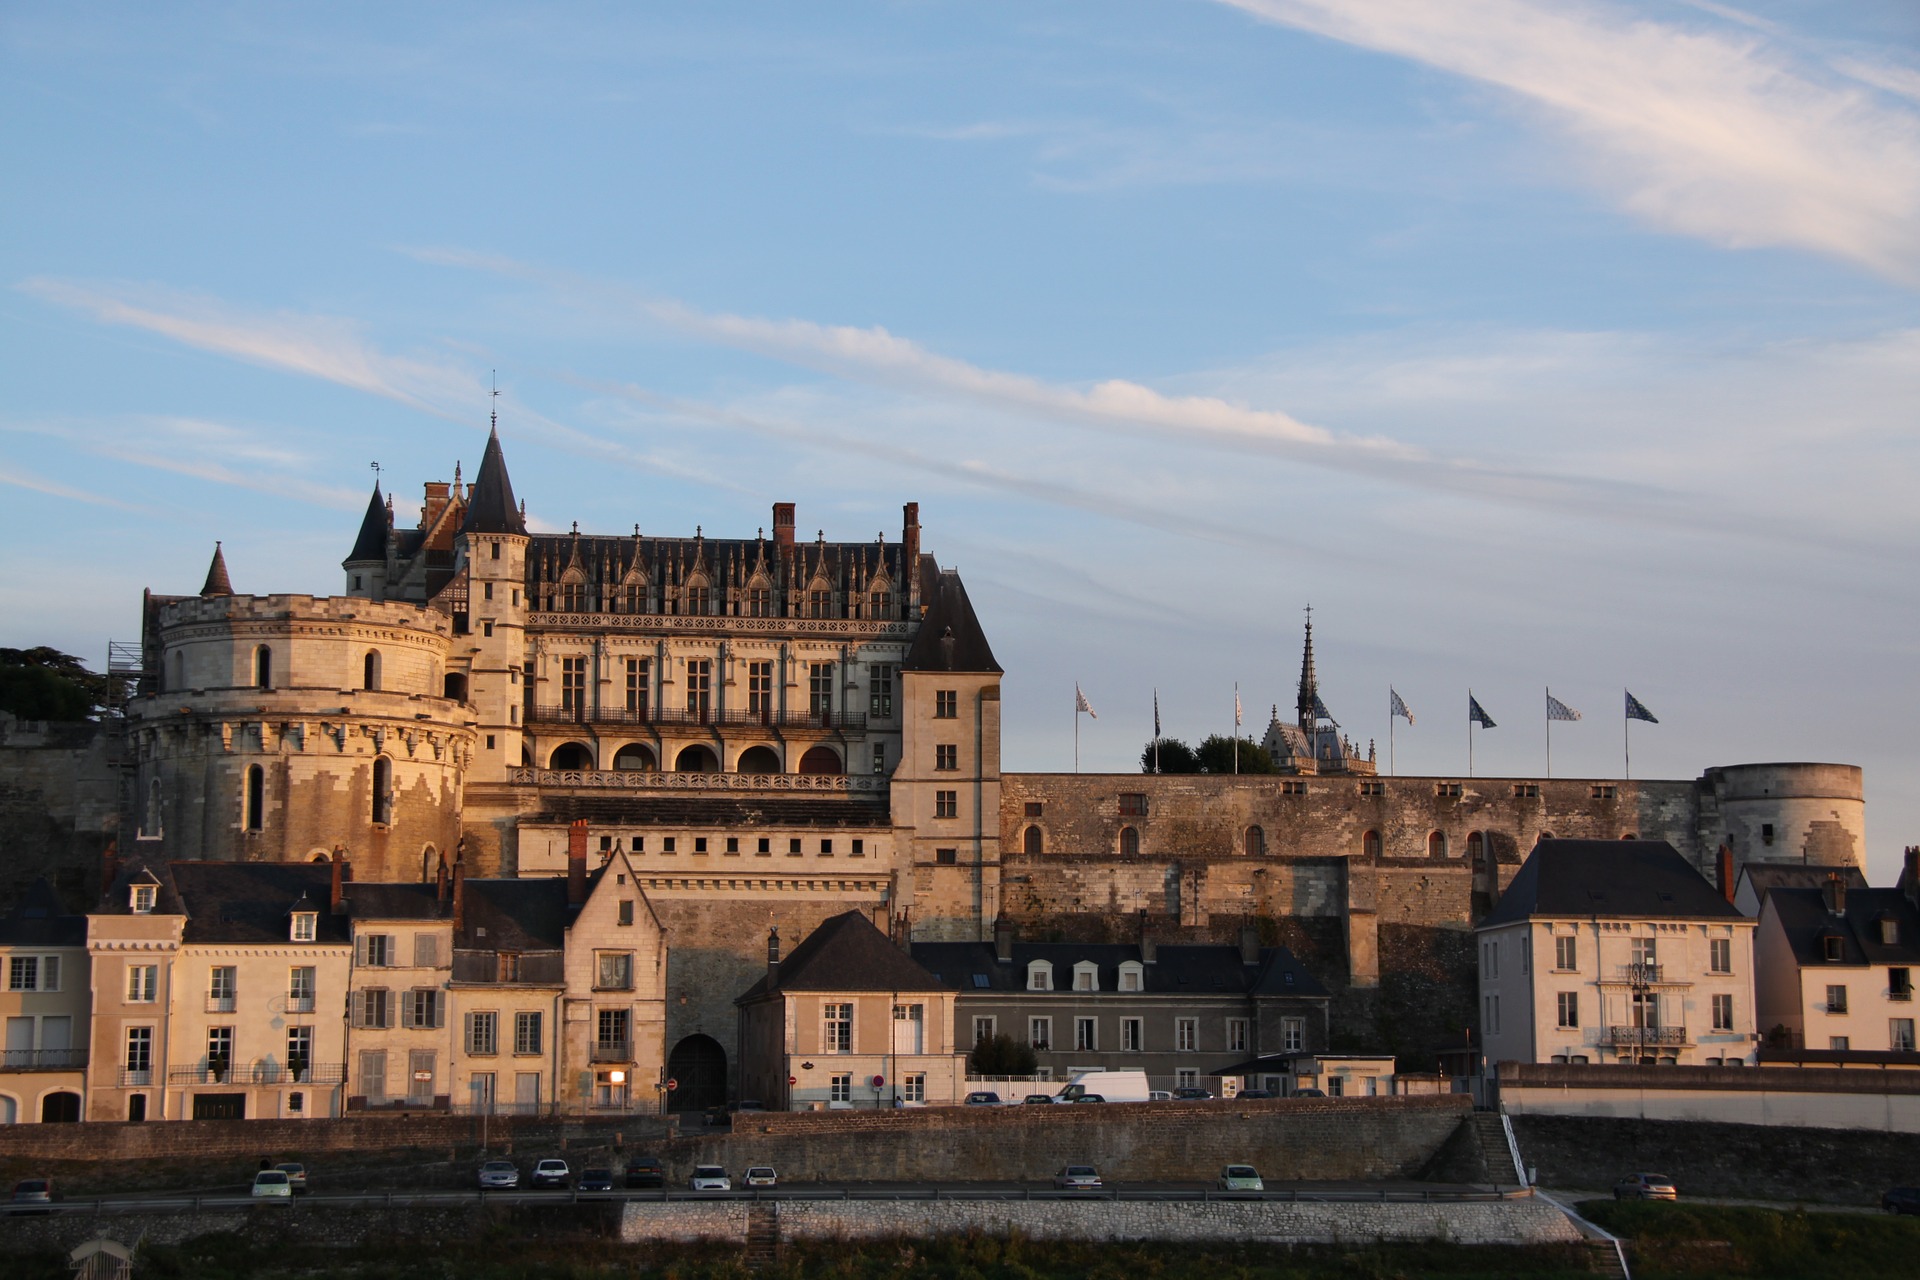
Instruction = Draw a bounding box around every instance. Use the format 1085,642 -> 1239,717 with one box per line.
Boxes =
1053,1069 -> 1152,1103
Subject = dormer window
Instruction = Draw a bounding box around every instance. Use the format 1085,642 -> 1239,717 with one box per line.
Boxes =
1823,934 -> 1845,962
1072,961 -> 1099,992
291,912 -> 317,942
1882,919 -> 1901,946
130,884 -> 156,914
1026,961 -> 1053,991
1117,961 -> 1144,992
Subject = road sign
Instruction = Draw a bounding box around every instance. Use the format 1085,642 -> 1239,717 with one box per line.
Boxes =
666,1077 -> 678,1091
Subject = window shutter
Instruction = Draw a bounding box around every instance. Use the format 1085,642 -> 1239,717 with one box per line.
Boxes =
356,935 -> 368,966
42,956 -> 59,992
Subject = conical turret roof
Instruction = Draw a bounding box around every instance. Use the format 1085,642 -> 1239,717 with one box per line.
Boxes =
345,483 -> 389,564
460,427 -> 526,536
201,543 -> 234,597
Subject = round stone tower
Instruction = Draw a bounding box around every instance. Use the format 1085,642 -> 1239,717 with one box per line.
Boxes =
1700,762 -> 1865,874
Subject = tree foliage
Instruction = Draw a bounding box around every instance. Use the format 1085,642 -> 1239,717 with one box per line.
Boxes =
967,1031 -> 1037,1077
1139,737 -> 1200,773
1195,734 -> 1278,774
0,647 -> 108,722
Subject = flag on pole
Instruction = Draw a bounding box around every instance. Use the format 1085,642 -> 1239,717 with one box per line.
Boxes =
1390,688 -> 1415,725
1153,689 -> 1161,737
1469,694 -> 1496,728
1625,691 -> 1659,723
1075,685 -> 1097,719
1234,686 -> 1243,728
1546,693 -> 1582,722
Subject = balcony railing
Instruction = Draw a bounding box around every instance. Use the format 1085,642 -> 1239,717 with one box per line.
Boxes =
119,1068 -> 154,1087
529,703 -> 866,732
0,1048 -> 87,1071
205,995 -> 236,1013
167,1062 -> 346,1086
287,995 -> 316,1013
509,767 -> 885,794
591,1039 -> 633,1063
1892,988 -> 1913,1003
1620,963 -> 1663,985
1605,1025 -> 1688,1046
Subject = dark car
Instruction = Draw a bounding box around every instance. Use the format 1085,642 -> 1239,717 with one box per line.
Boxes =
1236,1089 -> 1275,1100
624,1157 -> 666,1188
1172,1086 -> 1213,1101
964,1091 -> 1003,1106
1022,1093 -> 1057,1105
1290,1088 -> 1326,1099
1882,1186 -> 1920,1215
578,1168 -> 616,1196
1613,1173 -> 1678,1201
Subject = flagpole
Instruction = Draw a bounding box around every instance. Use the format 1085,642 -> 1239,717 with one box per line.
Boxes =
1544,687 -> 1552,781
1623,688 -> 1630,781
1233,682 -> 1240,775
1388,688 -> 1394,778
1074,700 -> 1079,774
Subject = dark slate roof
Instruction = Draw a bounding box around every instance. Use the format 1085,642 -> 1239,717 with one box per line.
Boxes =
1742,863 -> 1867,901
902,565 -> 1000,674
348,882 -> 448,921
0,879 -> 85,947
1480,839 -> 1743,927
1766,887 -> 1920,968
911,941 -> 1328,999
200,543 -> 233,596
738,909 -> 946,1002
460,427 -> 527,536
458,877 -> 571,952
97,857 -> 184,916
528,794 -> 891,829
345,484 -> 390,564
167,863 -> 353,945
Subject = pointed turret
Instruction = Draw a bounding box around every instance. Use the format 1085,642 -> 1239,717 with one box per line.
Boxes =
1296,607 -> 1318,732
345,483 -> 389,565
200,542 -> 233,597
460,427 -> 526,536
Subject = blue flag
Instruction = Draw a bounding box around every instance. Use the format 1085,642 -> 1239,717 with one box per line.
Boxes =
1469,694 -> 1496,729
1625,691 -> 1659,723
1546,692 -> 1582,722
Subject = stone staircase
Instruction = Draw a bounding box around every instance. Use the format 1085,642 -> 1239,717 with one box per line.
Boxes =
744,1202 -> 780,1269
1585,1237 -> 1630,1277
1470,1111 -> 1525,1187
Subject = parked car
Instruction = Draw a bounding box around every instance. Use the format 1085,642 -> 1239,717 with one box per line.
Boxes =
274,1162 -> 308,1195
10,1178 -> 56,1213
478,1160 -> 520,1190
964,1090 -> 1003,1106
624,1157 -> 665,1188
1290,1088 -> 1326,1099
1882,1186 -> 1920,1215
251,1169 -> 293,1200
742,1167 -> 778,1188
1022,1093 -> 1057,1105
530,1159 -> 571,1190
690,1166 -> 731,1191
1054,1069 -> 1151,1103
1237,1089 -> 1275,1100
1053,1165 -> 1103,1191
1147,1090 -> 1174,1101
1173,1086 -> 1213,1101
578,1168 -> 616,1195
1613,1173 -> 1678,1201
1218,1164 -> 1264,1192
1072,1093 -> 1106,1103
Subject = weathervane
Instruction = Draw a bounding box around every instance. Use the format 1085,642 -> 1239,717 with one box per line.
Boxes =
490,370 -> 499,430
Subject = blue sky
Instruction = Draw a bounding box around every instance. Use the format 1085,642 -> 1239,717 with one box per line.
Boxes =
4,1 -> 1918,877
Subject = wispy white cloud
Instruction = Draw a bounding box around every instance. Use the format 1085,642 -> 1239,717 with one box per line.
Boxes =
1215,0 -> 1920,284
0,462 -> 145,511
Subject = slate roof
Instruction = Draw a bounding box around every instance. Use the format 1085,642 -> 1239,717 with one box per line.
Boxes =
345,483 -> 390,564
911,941 -> 1328,999
737,909 -> 946,1002
1765,887 -> 1920,968
1741,863 -> 1867,901
0,879 -> 85,947
460,427 -> 527,536
456,877 -> 573,952
200,543 -> 233,596
902,565 -> 1000,674
347,881 -> 449,921
528,794 -> 891,829
166,863 -> 354,945
1479,839 -> 1743,927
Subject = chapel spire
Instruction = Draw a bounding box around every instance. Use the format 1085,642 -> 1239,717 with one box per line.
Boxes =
1296,605 -> 1318,732
200,542 -> 234,597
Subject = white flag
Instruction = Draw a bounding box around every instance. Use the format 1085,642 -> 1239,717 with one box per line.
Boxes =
1075,684 -> 1097,718
1234,684 -> 1243,727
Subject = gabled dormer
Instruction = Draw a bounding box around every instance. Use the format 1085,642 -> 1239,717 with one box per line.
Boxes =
1025,959 -> 1053,991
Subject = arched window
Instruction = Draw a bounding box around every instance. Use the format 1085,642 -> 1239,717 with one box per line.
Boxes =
797,745 -> 843,775
549,743 -> 595,771
1245,825 -> 1266,857
735,745 -> 779,774
244,765 -> 264,832
1119,826 -> 1140,856
253,645 -> 273,689
1428,830 -> 1448,859
1362,829 -> 1382,859
1023,825 -> 1043,855
674,744 -> 718,773
371,756 -> 393,825
363,650 -> 381,691
1621,832 -> 1638,841
1466,831 -> 1486,867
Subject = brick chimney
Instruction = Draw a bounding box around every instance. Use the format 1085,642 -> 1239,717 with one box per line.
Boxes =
1717,844 -> 1735,904
567,818 -> 589,907
452,851 -> 466,935
766,926 -> 781,991
772,502 -> 795,550
1904,846 -> 1920,909
1239,924 -> 1261,967
902,502 -> 920,570
994,916 -> 1015,964
1824,871 -> 1847,916
1137,911 -> 1156,965
329,845 -> 347,914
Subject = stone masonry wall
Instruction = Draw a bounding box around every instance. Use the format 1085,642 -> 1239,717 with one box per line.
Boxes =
0,715 -> 122,908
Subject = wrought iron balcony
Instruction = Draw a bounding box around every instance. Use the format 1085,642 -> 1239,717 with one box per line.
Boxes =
205,995 -> 237,1013
0,1048 -> 87,1071
286,995 -> 316,1013
118,1068 -> 154,1087
1620,963 -> 1663,985
590,1039 -> 633,1063
1604,1025 -> 1688,1046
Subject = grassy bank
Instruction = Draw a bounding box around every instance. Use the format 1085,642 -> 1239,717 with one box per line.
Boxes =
1578,1199 -> 1920,1278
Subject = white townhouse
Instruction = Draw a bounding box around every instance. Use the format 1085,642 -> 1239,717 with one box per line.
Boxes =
1755,870 -> 1920,1058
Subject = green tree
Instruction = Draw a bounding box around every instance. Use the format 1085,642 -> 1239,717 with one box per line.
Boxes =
1195,734 -> 1278,774
967,1031 -> 1038,1077
1140,737 -> 1200,773
0,647 -> 108,722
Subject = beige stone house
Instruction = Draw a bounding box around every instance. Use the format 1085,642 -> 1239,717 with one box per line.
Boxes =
1755,864 -> 1920,1059
0,880 -> 90,1123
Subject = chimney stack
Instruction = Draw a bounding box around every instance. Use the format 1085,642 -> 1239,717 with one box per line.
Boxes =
435,852 -> 450,902
1717,844 -> 1735,904
567,818 -> 589,906
452,851 -> 467,935
766,926 -> 781,990
994,916 -> 1015,964
772,502 -> 795,550
1138,911 -> 1156,965
329,845 -> 346,914
1825,871 -> 1847,917
1904,846 -> 1920,909
1239,924 -> 1261,967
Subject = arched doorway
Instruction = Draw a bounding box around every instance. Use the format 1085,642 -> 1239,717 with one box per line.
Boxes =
39,1091 -> 80,1123
798,745 -> 842,775
675,745 -> 718,773
736,745 -> 781,774
666,1034 -> 728,1112
612,744 -> 657,772
549,742 -> 595,770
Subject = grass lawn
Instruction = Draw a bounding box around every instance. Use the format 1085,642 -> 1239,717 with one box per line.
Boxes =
1578,1199 -> 1920,1278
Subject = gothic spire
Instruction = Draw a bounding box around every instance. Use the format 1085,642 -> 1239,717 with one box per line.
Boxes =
459,424 -> 527,536
345,482 -> 389,565
201,542 -> 234,597
1296,605 -> 1319,732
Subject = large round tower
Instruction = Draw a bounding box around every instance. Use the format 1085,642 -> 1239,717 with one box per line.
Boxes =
1699,762 -> 1865,873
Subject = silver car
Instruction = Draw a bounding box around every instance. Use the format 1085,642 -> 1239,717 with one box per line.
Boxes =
690,1165 -> 732,1191
478,1160 -> 519,1190
1052,1165 -> 1102,1191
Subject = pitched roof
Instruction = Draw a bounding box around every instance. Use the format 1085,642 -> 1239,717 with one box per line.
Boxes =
458,877 -> 570,951
911,940 -> 1328,999
345,483 -> 390,564
1765,886 -> 1920,967
1740,863 -> 1867,902
1480,838 -> 1743,927
459,427 -> 527,536
902,565 -> 1000,674
165,862 -> 353,944
737,909 -> 945,1002
200,543 -> 233,596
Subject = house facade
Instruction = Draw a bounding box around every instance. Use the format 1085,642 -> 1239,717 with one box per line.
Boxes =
1478,839 -> 1758,1068
0,881 -> 89,1123
1755,870 -> 1920,1059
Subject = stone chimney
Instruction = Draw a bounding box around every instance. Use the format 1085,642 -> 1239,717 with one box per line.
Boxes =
1239,925 -> 1261,967
567,818 -> 589,906
766,926 -> 781,991
329,845 -> 347,914
1717,844 -> 1735,904
1824,871 -> 1847,917
1138,911 -> 1156,965
435,852 -> 449,902
1903,846 -> 1920,909
452,852 -> 466,935
902,502 -> 920,570
994,916 -> 1015,964
772,502 -> 795,550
